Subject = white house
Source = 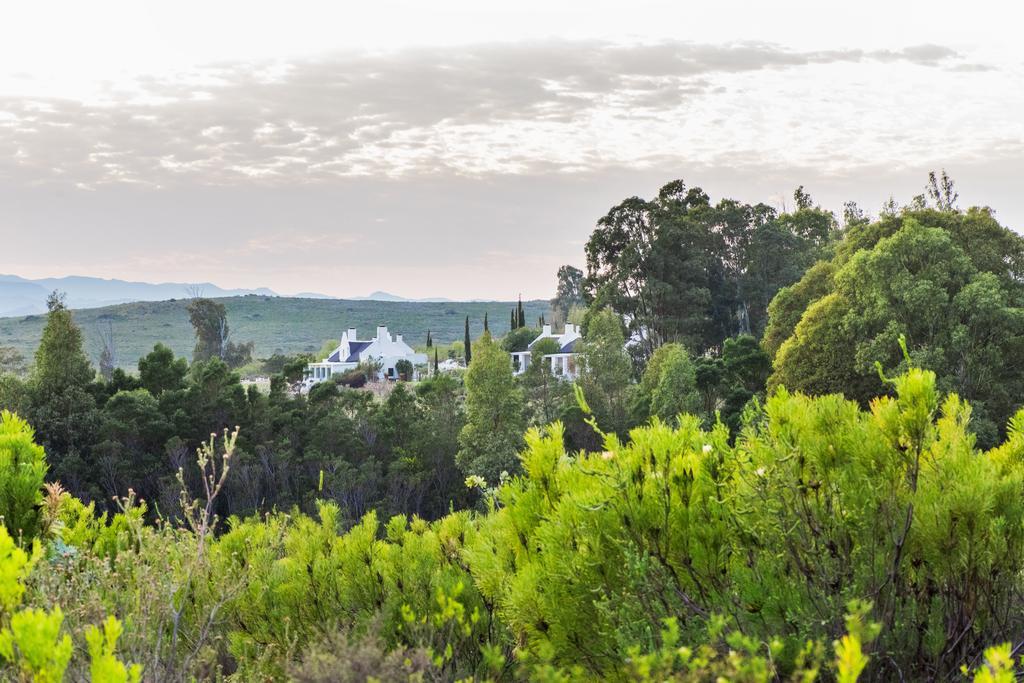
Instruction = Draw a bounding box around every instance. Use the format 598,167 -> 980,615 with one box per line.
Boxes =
511,323 -> 582,379
303,326 -> 428,390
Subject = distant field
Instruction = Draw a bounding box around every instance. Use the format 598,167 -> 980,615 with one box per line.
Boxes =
0,296 -> 550,370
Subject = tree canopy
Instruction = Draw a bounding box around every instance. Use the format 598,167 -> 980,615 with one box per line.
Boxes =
768,208 -> 1024,444
585,180 -> 835,360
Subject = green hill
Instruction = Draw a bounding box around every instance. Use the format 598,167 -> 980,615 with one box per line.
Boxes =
0,296 -> 550,371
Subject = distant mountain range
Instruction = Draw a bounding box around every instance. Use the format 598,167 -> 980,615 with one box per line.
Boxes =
0,276 -> 491,316
349,291 -> 455,303
0,274 -> 278,317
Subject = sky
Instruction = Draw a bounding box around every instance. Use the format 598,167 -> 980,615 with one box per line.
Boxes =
0,1 -> 1021,300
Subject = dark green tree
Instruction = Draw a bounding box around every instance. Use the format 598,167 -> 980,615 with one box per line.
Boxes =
484,312 -> 489,333
463,316 -> 472,365
585,180 -> 833,360
457,332 -> 525,482
138,344 -> 189,396
576,308 -> 633,438
188,298 -> 229,362
26,292 -> 99,476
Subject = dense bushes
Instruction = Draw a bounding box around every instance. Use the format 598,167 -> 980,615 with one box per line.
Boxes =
1,359 -> 1021,680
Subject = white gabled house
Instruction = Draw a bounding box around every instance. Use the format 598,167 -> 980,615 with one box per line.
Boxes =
303,326 -> 427,391
511,323 -> 582,379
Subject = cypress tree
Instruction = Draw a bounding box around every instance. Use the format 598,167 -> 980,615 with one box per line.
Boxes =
510,309 -> 517,331
434,347 -> 439,375
539,314 -> 545,327
464,316 -> 472,365
517,295 -> 526,329
426,330 -> 432,348
484,312 -> 489,333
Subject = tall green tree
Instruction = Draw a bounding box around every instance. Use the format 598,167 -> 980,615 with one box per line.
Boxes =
518,337 -> 570,428
631,343 -> 700,425
456,332 -> 525,482
463,316 -> 472,365
187,298 -> 229,362
585,180 -> 833,360
576,308 -> 633,437
138,344 -> 188,396
768,209 -> 1024,445
551,265 -> 585,319
26,292 -> 98,475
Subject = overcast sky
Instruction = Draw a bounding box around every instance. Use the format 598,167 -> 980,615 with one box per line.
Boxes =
0,1 -> 1021,299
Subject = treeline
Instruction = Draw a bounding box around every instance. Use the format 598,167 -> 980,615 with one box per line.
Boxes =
0,294 -> 470,521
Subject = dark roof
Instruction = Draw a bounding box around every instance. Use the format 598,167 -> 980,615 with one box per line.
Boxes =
327,350 -> 341,362
345,341 -> 372,362
560,338 -> 578,354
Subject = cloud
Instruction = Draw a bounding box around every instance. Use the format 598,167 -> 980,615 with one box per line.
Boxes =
0,39 -> 987,187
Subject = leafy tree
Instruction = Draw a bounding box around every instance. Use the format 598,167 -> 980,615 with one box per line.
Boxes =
585,180 -> 832,361
26,292 -> 98,475
551,265 -> 584,319
501,327 -> 538,353
187,298 -> 230,362
576,308 -> 632,437
138,344 -> 188,396
456,333 -> 525,482
223,341 -> 254,369
518,337 -> 570,427
631,343 -> 700,425
769,212 -> 1024,444
94,389 -> 172,500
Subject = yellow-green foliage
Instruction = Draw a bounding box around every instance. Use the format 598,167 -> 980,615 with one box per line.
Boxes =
0,607 -> 73,682
0,527 -> 38,613
0,410 -> 48,541
213,501 -> 488,680
85,616 -> 142,683
8,359 -> 1024,680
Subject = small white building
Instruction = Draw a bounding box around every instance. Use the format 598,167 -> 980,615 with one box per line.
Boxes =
303,326 -> 428,391
511,323 -> 582,379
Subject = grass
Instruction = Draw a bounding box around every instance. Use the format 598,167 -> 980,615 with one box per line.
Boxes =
0,295 -> 551,371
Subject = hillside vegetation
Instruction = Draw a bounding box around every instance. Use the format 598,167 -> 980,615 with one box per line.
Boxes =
2,175 -> 1023,680
0,296 -> 548,370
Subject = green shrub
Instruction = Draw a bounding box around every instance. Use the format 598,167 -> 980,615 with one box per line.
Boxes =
0,411 -> 48,542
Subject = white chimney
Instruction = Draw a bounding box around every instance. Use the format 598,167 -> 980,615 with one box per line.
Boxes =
565,323 -> 576,335
542,324 -> 552,336
396,334 -> 403,343
376,325 -> 389,342
346,327 -> 357,340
